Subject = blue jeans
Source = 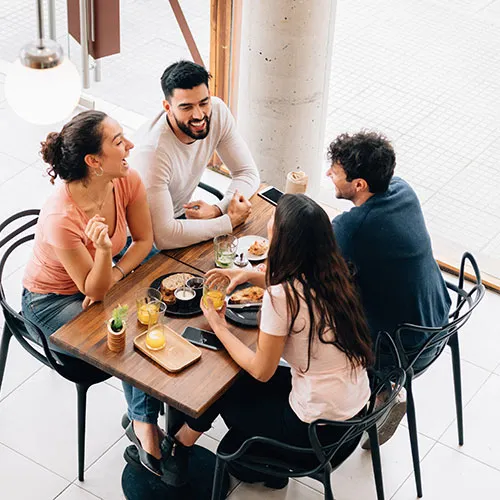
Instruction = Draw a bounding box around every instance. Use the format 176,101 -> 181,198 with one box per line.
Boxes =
21,288 -> 85,355
113,236 -> 160,263
115,236 -> 162,424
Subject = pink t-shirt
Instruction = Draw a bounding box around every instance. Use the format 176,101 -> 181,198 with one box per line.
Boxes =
259,284 -> 370,423
23,169 -> 145,295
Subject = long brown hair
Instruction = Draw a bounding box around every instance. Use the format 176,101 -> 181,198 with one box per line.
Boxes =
266,194 -> 374,370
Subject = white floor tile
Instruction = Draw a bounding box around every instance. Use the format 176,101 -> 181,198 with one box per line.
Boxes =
80,436 -> 128,500
0,367 -> 126,481
455,289 -> 500,371
105,377 -> 124,393
0,338 -> 42,402
306,425 -> 435,500
0,442 -> 69,500
2,265 -> 27,314
440,373 -> 500,470
0,152 -> 29,184
0,166 -> 55,223
205,414 -> 229,441
57,484 -> 102,500
392,442 -> 500,500
404,351 -> 490,440
228,478 -> 323,500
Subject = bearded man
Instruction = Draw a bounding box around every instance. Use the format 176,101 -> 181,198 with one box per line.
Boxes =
132,60 -> 259,249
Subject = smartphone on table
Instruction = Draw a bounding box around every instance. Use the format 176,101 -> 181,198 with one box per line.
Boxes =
257,186 -> 284,206
181,326 -> 224,351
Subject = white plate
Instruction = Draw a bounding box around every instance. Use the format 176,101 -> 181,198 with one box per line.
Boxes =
237,235 -> 269,261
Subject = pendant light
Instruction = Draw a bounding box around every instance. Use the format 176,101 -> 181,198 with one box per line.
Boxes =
5,0 -> 81,125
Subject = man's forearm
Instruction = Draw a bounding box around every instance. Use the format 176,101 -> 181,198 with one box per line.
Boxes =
154,215 -> 233,250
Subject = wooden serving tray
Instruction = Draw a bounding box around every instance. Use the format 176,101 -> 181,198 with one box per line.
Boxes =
134,326 -> 201,373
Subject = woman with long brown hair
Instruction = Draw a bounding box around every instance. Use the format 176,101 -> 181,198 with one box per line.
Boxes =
126,194 -> 373,488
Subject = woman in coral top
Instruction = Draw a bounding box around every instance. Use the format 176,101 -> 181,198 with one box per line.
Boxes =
22,110 -> 153,350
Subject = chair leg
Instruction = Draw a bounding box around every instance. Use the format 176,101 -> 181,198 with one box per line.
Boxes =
211,456 -> 227,500
76,383 -> 90,482
0,325 -> 13,396
368,425 -> 385,500
323,463 -> 335,500
405,379 -> 423,498
448,334 -> 464,446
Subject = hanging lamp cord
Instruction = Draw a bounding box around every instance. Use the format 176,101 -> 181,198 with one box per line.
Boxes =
36,0 -> 45,49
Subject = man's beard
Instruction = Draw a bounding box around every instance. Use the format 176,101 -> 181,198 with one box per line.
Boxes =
174,113 -> 211,140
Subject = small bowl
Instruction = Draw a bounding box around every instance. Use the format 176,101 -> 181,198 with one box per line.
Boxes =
186,277 -> 205,300
174,286 -> 197,311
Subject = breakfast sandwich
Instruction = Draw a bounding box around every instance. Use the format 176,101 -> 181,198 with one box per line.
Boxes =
160,273 -> 194,304
228,286 -> 264,304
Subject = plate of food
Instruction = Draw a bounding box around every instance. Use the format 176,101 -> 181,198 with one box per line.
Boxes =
150,272 -> 203,317
225,284 -> 265,327
237,235 -> 269,262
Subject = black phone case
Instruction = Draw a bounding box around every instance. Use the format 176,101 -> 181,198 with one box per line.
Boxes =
182,327 -> 224,351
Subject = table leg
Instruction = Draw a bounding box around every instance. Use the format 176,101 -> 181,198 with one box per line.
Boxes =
167,406 -> 186,436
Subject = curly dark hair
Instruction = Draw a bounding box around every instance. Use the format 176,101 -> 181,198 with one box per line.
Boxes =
327,131 -> 396,193
160,60 -> 211,100
40,110 -> 107,184
266,194 -> 374,372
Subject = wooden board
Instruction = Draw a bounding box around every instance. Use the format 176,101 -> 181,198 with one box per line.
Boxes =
134,326 -> 201,373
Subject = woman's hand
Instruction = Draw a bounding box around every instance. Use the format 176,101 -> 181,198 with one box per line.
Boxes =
85,215 -> 112,250
205,268 -> 248,294
201,296 -> 228,331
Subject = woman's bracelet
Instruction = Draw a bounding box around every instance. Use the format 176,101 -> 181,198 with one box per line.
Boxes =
113,264 -> 126,279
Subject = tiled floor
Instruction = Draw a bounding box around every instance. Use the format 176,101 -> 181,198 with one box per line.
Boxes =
2,231 -> 500,500
1,0 -> 500,499
1,0 -> 500,274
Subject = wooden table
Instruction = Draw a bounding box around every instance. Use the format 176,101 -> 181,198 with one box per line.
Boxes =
51,189 -> 275,419
166,186 -> 275,272
51,255 -> 258,418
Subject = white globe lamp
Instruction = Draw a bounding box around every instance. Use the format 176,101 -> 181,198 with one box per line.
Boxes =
5,2 -> 81,125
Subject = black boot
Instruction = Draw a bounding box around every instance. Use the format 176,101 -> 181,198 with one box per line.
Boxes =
161,434 -> 190,488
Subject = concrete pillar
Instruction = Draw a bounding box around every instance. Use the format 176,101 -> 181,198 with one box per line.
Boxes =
237,0 -> 337,197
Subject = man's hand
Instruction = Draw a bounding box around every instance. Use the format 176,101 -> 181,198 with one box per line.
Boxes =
184,200 -> 222,220
227,190 -> 252,229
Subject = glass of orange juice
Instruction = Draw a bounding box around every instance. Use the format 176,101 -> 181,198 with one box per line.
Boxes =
202,275 -> 230,311
136,288 -> 162,326
145,302 -> 167,351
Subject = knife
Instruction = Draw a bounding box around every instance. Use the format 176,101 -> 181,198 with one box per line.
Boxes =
226,302 -> 262,310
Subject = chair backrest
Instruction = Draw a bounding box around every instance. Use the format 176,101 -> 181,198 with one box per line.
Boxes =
392,252 -> 485,374
0,210 -> 65,371
219,333 -> 406,478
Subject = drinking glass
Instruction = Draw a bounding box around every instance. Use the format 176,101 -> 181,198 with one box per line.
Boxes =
213,234 -> 237,268
145,302 -> 167,351
136,288 -> 162,326
202,274 -> 230,311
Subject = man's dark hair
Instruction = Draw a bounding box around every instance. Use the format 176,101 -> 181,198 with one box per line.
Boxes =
160,60 -> 210,100
327,131 -> 396,193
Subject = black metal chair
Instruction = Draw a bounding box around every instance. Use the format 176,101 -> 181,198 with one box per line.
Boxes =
0,209 -> 111,481
211,331 -> 406,500
198,181 -> 224,201
386,252 -> 485,498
